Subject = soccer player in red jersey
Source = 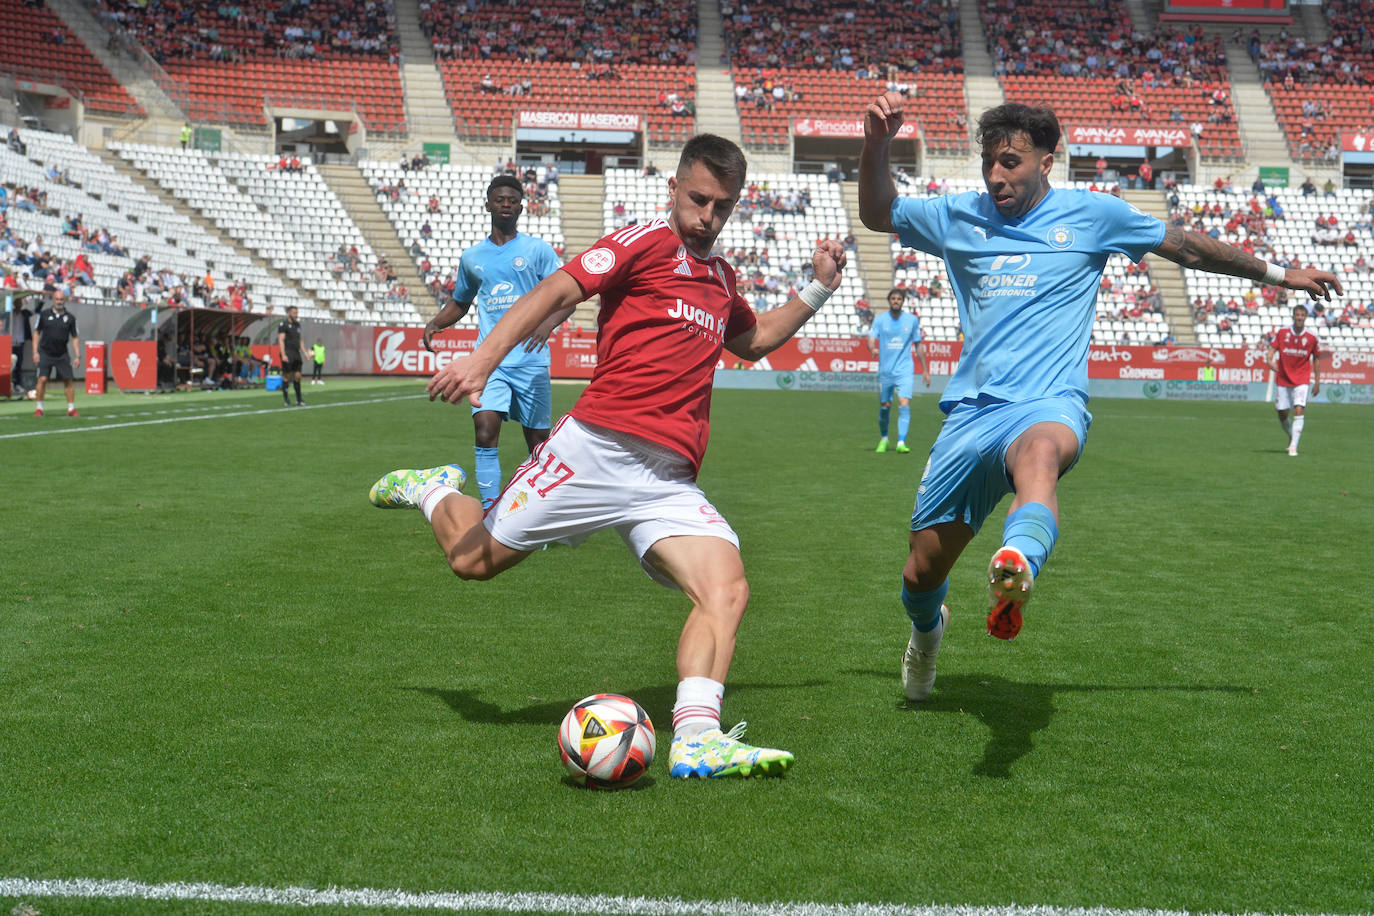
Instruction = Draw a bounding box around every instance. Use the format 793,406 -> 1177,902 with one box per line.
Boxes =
370,135 -> 848,779
1268,303 -> 1321,456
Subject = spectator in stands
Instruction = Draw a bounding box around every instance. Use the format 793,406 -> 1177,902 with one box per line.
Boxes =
854,296 -> 874,330
7,127 -> 25,155
1300,176 -> 1317,197
420,221 -> 433,240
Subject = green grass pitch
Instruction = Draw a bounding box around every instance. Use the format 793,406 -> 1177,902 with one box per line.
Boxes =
1,379 -> 1371,915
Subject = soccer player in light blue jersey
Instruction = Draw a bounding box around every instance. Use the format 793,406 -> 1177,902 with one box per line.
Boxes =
866,287 -> 931,454
424,175 -> 570,511
859,92 -> 1342,702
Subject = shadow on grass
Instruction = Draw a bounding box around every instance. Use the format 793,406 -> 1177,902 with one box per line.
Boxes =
852,670 -> 1254,779
408,681 -> 826,729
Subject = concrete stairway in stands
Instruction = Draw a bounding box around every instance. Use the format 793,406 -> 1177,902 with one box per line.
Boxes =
317,164 -> 433,314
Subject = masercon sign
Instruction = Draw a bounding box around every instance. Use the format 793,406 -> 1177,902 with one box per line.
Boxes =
516,110 -> 642,131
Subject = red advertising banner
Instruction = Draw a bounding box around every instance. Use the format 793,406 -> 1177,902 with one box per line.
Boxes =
0,333 -> 10,397
1066,125 -> 1191,148
372,326 -> 479,374
1341,131 -> 1374,153
84,340 -> 106,394
1167,0 -> 1285,8
111,340 -> 157,390
517,111 -> 642,132
361,326 -> 1374,386
740,341 -> 1374,385
551,329 -> 598,379
792,117 -> 917,139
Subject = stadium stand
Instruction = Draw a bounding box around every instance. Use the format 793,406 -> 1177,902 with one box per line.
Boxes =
1171,183 -> 1374,349
4,127 -> 308,314
91,0 -> 404,133
0,0 -> 141,114
437,60 -> 697,145
111,145 -> 421,322
981,0 -> 1243,159
603,167 -> 866,336
722,0 -> 967,153
891,179 -> 1171,345
1256,0 -> 1374,162
358,160 -> 565,325
423,0 -> 697,144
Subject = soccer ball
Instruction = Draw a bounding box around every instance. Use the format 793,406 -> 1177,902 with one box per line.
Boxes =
558,693 -> 655,788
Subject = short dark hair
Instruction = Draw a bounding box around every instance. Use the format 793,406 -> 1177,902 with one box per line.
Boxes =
488,174 -> 524,197
678,134 -> 747,191
977,104 -> 1061,156
887,288 -> 905,300
1293,304 -> 1309,314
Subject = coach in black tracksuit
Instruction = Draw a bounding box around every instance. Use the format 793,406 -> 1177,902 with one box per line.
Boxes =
276,305 -> 306,407
33,291 -> 81,418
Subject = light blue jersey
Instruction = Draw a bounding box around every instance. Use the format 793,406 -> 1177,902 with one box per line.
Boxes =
890,188 -> 1165,412
453,232 -> 562,370
869,309 -> 923,378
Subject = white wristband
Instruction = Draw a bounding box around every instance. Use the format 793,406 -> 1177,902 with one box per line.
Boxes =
798,279 -> 833,311
1262,262 -> 1286,285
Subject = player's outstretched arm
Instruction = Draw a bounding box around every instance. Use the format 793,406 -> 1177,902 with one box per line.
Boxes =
427,271 -> 584,407
858,91 -> 906,233
423,298 -> 470,352
725,240 -> 847,361
1152,225 -> 1343,300
522,304 -> 577,352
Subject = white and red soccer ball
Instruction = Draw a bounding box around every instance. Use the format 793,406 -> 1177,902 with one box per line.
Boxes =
558,693 -> 655,788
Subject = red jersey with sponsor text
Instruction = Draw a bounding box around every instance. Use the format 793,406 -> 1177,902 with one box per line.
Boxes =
1273,326 -> 1319,387
560,219 -> 757,473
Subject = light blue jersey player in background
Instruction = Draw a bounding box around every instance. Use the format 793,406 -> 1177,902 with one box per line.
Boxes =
424,175 -> 570,510
860,93 -> 1341,703
866,287 -> 931,454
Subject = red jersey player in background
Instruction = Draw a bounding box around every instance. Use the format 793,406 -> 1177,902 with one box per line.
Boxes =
1268,303 -> 1321,456
369,134 -> 848,779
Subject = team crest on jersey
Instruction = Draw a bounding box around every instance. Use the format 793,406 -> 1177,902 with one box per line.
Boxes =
500,490 -> 529,518
1047,225 -> 1075,249
581,248 -> 616,275
512,256 -> 527,271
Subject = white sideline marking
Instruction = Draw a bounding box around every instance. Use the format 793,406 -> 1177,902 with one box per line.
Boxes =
0,878 -> 1349,916
0,394 -> 424,440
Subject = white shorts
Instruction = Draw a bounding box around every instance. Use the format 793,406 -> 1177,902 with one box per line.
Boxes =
483,415 -> 739,588
1275,384 -> 1309,410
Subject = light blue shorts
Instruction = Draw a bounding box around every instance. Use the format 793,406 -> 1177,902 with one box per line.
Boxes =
911,396 -> 1092,535
472,364 -> 552,429
879,373 -> 915,403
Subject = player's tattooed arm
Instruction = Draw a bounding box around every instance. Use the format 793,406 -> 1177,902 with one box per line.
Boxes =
1152,225 -> 1342,300
1152,225 -> 1268,281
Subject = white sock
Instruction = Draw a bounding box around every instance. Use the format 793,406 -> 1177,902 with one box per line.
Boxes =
418,480 -> 458,522
35,401 -> 43,412
911,608 -> 946,653
1289,415 -> 1305,449
67,401 -> 75,412
672,676 -> 723,739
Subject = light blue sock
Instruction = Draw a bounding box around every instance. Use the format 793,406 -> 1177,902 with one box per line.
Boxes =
1002,502 -> 1058,578
878,406 -> 890,438
897,404 -> 910,441
901,579 -> 949,631
473,446 -> 501,510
